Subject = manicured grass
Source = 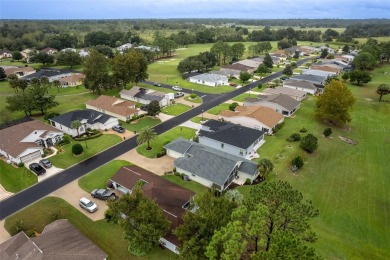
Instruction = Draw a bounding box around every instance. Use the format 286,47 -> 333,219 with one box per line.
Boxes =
184,96 -> 203,103
50,134 -> 122,169
136,126 -> 196,158
78,160 -> 132,193
242,64 -> 390,260
207,103 -> 230,115
0,161 -> 37,193
190,116 -> 209,124
4,197 -> 177,260
121,116 -> 162,133
162,103 -> 191,116
231,92 -> 258,102
163,175 -> 206,194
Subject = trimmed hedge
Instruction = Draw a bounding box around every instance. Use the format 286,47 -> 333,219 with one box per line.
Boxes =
72,143 -> 83,155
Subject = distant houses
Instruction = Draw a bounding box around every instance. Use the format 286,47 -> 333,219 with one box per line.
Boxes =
120,86 -> 172,107
244,94 -> 301,117
188,73 -> 229,87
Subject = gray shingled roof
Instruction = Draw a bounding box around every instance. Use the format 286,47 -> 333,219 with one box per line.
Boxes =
289,74 -> 326,85
189,73 -> 228,82
120,86 -> 164,102
283,80 -> 317,90
50,109 -> 114,128
164,138 -> 193,154
23,69 -> 73,81
258,94 -> 300,111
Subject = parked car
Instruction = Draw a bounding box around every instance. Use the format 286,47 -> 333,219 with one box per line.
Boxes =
39,159 -> 52,168
229,83 -> 237,87
112,125 -> 125,133
79,197 -> 98,213
140,105 -> 148,111
91,189 -> 118,201
174,92 -> 185,98
29,163 -> 46,175
153,82 -> 161,87
280,76 -> 289,81
172,86 -> 182,91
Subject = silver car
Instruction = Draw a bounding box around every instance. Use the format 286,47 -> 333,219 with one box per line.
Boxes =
79,197 -> 98,213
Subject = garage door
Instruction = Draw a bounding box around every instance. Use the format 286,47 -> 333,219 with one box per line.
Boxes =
20,151 -> 41,163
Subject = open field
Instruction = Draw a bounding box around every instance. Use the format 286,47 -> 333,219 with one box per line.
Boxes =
0,161 -> 37,193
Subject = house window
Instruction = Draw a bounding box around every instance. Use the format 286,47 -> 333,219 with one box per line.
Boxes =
239,149 -> 244,155
221,143 -> 224,148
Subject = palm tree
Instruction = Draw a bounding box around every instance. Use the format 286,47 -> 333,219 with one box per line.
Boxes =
257,158 -> 274,179
224,189 -> 244,205
52,80 -> 61,93
71,120 -> 82,137
137,127 -> 157,150
376,84 -> 390,102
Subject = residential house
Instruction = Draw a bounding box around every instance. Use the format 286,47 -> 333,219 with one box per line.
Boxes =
86,95 -> 139,121
0,219 -> 108,260
21,48 -> 34,59
271,50 -> 288,59
219,105 -> 284,134
244,93 -> 301,116
211,68 -> 241,79
263,86 -> 307,101
22,68 -> 74,82
79,48 -> 90,57
2,66 -> 36,77
302,68 -> 337,78
0,50 -> 12,59
0,118 -> 63,164
299,46 -> 319,55
319,46 -> 335,54
310,64 -> 342,75
289,74 -> 327,87
198,119 -> 265,159
221,63 -> 255,74
135,45 -> 160,52
283,80 -> 319,95
110,165 -> 195,254
116,43 -> 133,52
40,47 -> 58,55
188,73 -> 229,87
60,48 -> 77,53
49,109 -> 119,137
165,138 -> 259,191
59,73 -> 85,87
234,59 -> 262,69
120,86 -> 172,107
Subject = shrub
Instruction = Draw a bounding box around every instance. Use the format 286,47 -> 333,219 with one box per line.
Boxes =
291,156 -> 304,169
245,178 -> 252,185
300,127 -> 307,133
156,150 -> 166,158
229,102 -> 239,111
72,143 -> 83,155
300,134 -> 318,153
190,93 -> 197,99
257,83 -> 263,89
173,167 -> 177,173
25,229 -> 36,238
17,162 -> 24,167
290,133 -> 301,141
323,128 -> 332,137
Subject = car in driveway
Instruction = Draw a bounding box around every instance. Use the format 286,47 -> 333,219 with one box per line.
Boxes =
29,163 -> 46,175
172,86 -> 182,91
79,197 -> 98,213
39,159 -> 52,168
174,92 -> 185,98
112,125 -> 125,133
140,105 -> 148,111
91,189 -> 118,201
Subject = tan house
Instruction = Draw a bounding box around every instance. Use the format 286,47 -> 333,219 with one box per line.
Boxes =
310,65 -> 342,74
21,48 -> 34,59
221,63 -> 255,74
263,86 -> 306,101
3,66 -> 36,77
220,105 -> 284,134
40,47 -> 58,55
86,95 -> 139,121
0,50 -> 12,59
59,73 -> 85,87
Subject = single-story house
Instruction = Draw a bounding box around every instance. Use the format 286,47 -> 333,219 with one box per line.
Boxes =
22,68 -> 74,82
210,68 -> 241,79
188,73 -> 229,87
263,86 -> 306,101
40,47 -> 58,55
49,109 -> 119,137
0,219 -> 108,260
60,48 -> 77,53
165,138 -> 259,191
221,63 -> 254,74
0,118 -> 63,164
283,80 -> 319,95
79,48 -> 90,57
0,50 -> 12,59
289,74 -> 327,88
319,46 -> 335,54
21,48 -> 34,59
310,64 -> 341,75
2,66 -> 36,77
219,105 -> 284,134
86,95 -> 139,122
198,119 -> 265,159
110,165 -> 195,254
116,43 -> 133,52
234,59 -> 262,69
244,93 -> 301,117
302,69 -> 336,78
135,45 -> 160,52
120,86 -> 172,107
59,73 -> 85,87
271,50 -> 288,59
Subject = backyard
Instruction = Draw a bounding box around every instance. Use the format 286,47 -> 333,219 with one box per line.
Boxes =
0,161 -> 37,193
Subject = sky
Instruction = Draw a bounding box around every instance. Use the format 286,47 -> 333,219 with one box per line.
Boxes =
1,0 -> 389,19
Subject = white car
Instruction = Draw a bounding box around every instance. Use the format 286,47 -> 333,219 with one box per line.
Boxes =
172,86 -> 182,91
79,197 -> 98,213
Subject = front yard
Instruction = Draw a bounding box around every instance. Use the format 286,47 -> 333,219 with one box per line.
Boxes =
162,103 -> 192,116
231,92 -> 258,102
207,103 -> 231,115
121,117 -> 161,133
0,161 -> 37,193
49,134 -> 122,169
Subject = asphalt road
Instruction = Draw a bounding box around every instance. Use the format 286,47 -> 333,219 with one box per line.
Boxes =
0,58 -> 310,220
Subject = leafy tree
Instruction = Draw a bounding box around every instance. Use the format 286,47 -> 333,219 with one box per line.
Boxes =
349,70 -> 372,86
147,100 -> 161,116
379,41 -> 390,62
210,41 -> 232,65
92,44 -> 114,58
27,83 -> 58,115
320,48 -> 328,58
239,71 -> 251,83
224,189 -> 244,205
106,189 -> 170,256
12,51 -> 22,61
257,158 -> 274,178
40,76 -> 50,92
197,51 -> 218,71
72,143 -> 83,155
46,33 -> 78,50
177,57 -> 203,74
56,50 -> 81,68
293,50 -> 300,59
341,72 -> 349,82
83,50 -> 111,94
256,64 -> 270,74
137,127 -> 157,150
376,84 -> 390,102
342,44 -> 350,54
8,74 -> 19,93
0,67 -> 6,81
71,120 -> 82,137
231,43 -> 245,60
316,79 -> 356,126
17,79 -> 27,93
263,53 -> 273,68
229,102 -> 239,111
283,64 -> 293,76
300,134 -> 318,153
30,52 -> 54,65
323,127 -> 332,137
52,79 -> 61,93
291,156 -> 304,169
257,83 -> 263,89
6,93 -> 34,116
353,52 -> 376,70
277,39 -> 292,50
174,191 -> 236,259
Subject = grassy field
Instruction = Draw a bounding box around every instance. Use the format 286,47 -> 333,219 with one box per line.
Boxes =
121,117 -> 161,133
0,161 -> 37,193
50,134 -> 122,169
136,126 -> 196,158
161,103 -> 191,116
78,160 -> 132,193
207,103 -> 231,115
236,64 -> 390,259
4,197 -> 177,260
163,175 -> 206,194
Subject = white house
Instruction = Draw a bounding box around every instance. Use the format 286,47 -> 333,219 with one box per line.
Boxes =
302,69 -> 336,78
188,73 -> 229,87
116,43 -> 133,52
0,50 -> 12,59
120,86 -> 172,107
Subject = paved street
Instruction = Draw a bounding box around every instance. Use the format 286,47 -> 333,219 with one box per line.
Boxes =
0,58 -> 310,220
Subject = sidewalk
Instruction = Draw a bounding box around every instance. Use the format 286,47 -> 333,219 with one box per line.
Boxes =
179,120 -> 202,130
0,184 -> 13,201
0,220 -> 11,244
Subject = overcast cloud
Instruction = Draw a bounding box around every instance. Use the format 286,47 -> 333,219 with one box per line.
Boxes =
1,0 -> 389,19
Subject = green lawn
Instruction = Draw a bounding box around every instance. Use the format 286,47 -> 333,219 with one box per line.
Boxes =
190,116 -> 209,124
184,96 -> 203,103
78,160 -> 132,193
162,103 -> 191,116
121,116 -> 161,133
136,126 -> 196,158
4,197 -> 177,260
50,134 -> 122,169
240,64 -> 390,260
0,161 -> 37,193
231,92 -> 258,102
163,175 -> 206,194
207,103 -> 230,115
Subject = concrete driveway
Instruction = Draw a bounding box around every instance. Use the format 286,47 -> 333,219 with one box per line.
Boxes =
103,128 -> 135,139
0,184 -> 13,201
25,155 -> 63,182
